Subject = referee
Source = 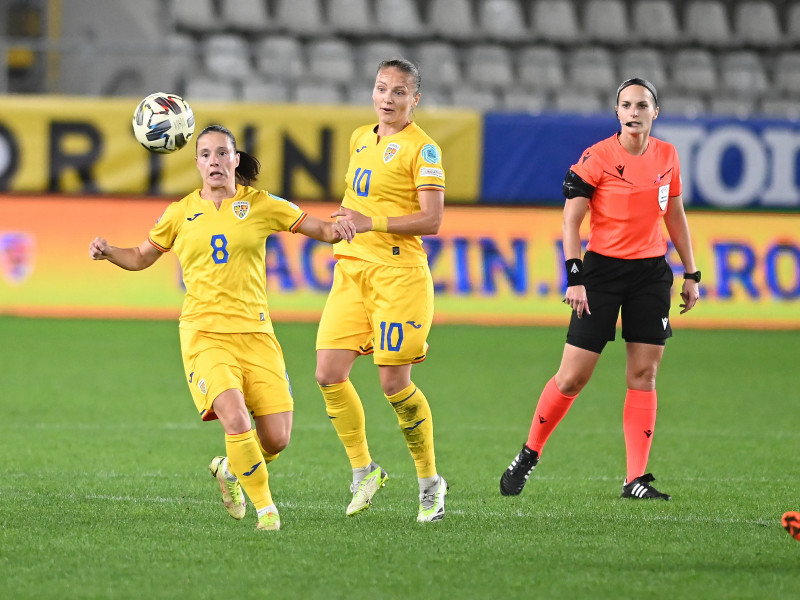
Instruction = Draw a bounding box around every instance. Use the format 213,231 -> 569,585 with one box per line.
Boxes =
500,78 -> 700,500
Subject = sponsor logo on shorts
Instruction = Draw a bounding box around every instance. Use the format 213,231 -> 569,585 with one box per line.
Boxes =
661,317 -> 669,330
260,312 -> 265,321
392,247 -> 400,255
232,200 -> 250,220
384,142 -> 401,163
420,167 -> 443,178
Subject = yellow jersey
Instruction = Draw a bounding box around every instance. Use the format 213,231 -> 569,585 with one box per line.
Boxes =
148,184 -> 307,333
334,121 -> 445,267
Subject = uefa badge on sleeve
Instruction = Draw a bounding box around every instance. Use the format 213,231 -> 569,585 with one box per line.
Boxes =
232,201 -> 250,220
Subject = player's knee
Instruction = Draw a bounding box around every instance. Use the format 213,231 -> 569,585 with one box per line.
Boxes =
259,431 -> 290,455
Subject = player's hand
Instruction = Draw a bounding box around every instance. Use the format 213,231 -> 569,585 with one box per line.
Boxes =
331,219 -> 356,243
679,280 -> 699,314
89,237 -> 110,260
563,285 -> 591,319
331,206 -> 372,233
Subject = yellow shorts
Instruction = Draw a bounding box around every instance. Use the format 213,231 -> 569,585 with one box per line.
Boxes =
179,329 -> 294,421
316,258 -> 433,366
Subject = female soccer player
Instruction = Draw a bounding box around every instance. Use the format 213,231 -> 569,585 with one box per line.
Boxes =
89,125 -> 356,531
500,78 -> 700,500
315,59 -> 448,522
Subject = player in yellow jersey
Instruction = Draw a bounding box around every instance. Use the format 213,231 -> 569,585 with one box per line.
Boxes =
315,59 -> 449,523
89,125 -> 356,531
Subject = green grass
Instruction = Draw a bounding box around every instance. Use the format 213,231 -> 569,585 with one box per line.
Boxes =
1,316 -> 798,599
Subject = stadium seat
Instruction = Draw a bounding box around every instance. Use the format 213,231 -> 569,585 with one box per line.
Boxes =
203,34 -> 253,81
566,46 -> 616,93
671,48 -> 719,95
733,1 -> 783,48
164,33 -> 199,89
415,41 -> 463,88
529,0 -> 581,44
465,44 -> 515,90
759,99 -> 800,120
774,51 -> 800,94
428,0 -> 478,41
307,39 -> 357,85
502,86 -> 548,113
185,76 -> 239,101
632,0 -> 682,46
710,97 -> 756,118
719,50 -> 768,99
253,36 -> 306,82
418,86 -> 453,108
479,0 -> 529,42
618,48 -> 667,90
274,0 -> 327,36
373,0 -> 427,39
786,3 -> 800,47
658,92 -> 706,118
344,85 -> 374,105
518,46 -> 565,91
552,89 -> 604,115
220,0 -> 272,33
684,0 -> 734,47
173,0 -> 217,33
328,0 -> 374,37
582,0 -> 629,44
450,85 -> 500,112
293,81 -> 345,104
357,40 -> 409,84
242,79 -> 290,103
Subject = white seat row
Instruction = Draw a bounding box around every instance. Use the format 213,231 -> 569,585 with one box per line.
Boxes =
173,0 -> 800,48
182,75 -> 800,121
188,33 -> 798,101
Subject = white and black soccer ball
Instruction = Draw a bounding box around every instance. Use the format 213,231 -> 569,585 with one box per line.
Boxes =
132,92 -> 195,153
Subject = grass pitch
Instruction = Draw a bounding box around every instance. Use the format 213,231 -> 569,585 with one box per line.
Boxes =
1,316 -> 798,599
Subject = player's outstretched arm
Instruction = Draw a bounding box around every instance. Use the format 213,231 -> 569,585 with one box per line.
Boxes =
295,215 -> 356,244
89,237 -> 163,271
331,189 -> 444,236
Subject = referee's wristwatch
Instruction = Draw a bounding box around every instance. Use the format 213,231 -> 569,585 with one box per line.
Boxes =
683,270 -> 701,283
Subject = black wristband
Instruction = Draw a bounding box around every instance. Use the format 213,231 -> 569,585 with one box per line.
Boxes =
565,258 -> 584,286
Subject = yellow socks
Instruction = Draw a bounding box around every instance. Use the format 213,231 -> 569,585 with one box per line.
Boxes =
225,429 -> 272,510
320,379 -> 371,469
386,382 -> 436,479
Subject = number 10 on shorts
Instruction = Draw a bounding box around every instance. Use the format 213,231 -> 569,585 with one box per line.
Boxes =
379,321 -> 404,352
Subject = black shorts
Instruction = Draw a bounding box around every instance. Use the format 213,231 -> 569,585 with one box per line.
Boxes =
566,251 -> 674,354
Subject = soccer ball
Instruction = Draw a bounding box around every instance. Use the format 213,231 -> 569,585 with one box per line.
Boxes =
132,92 -> 195,153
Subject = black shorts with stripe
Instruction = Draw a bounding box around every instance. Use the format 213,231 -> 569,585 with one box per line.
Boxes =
566,251 -> 674,354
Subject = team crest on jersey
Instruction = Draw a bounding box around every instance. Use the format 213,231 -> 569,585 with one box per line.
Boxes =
0,231 -> 35,285
384,142 -> 401,163
421,144 -> 440,164
658,184 -> 669,210
232,200 -> 250,220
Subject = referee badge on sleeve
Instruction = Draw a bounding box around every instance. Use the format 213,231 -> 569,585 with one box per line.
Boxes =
658,184 -> 669,211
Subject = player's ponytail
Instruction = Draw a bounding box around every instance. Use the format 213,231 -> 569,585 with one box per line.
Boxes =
235,150 -> 260,186
195,124 -> 260,186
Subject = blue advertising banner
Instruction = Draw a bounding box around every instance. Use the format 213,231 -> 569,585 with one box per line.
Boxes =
481,113 -> 800,210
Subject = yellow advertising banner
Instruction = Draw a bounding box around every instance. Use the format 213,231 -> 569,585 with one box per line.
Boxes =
0,96 -> 481,202
1,196 -> 799,330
